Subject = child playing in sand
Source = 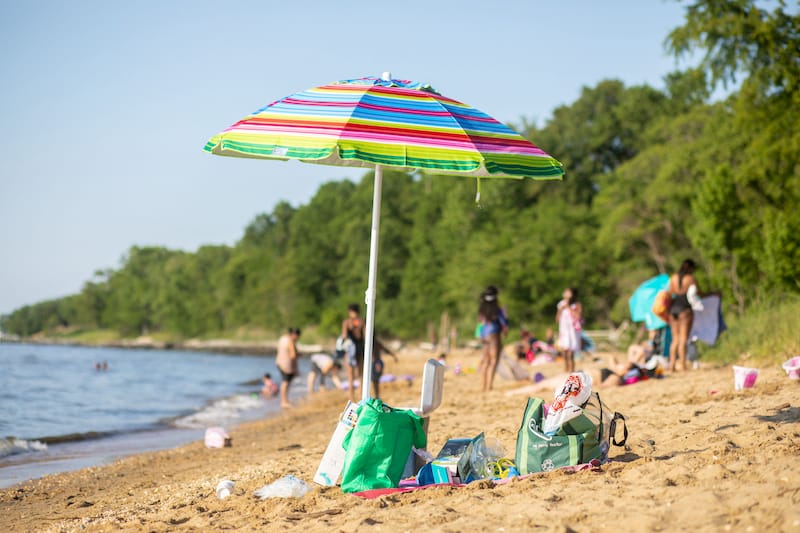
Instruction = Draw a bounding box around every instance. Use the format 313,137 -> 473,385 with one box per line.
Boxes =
371,337 -> 398,399
306,353 -> 342,395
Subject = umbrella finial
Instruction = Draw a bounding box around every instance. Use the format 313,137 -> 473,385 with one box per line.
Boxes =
381,71 -> 392,81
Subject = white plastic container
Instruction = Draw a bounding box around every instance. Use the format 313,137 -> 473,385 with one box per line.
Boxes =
216,479 -> 234,499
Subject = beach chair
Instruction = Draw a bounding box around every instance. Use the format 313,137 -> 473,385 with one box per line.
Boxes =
400,359 -> 445,477
406,358 -> 445,416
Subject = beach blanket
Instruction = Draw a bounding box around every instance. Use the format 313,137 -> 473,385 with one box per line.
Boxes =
339,375 -> 414,390
352,461 -> 601,499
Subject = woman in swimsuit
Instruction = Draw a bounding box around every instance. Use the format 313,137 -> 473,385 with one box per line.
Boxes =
478,286 -> 508,392
341,303 -> 365,402
668,259 -> 699,372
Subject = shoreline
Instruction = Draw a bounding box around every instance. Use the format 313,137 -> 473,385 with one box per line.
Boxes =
0,427 -> 204,489
0,385 -> 297,489
0,337 -> 329,357
0,343 -> 311,488
2,348 -> 798,532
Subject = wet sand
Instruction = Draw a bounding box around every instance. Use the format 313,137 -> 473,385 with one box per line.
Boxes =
1,347 -> 798,532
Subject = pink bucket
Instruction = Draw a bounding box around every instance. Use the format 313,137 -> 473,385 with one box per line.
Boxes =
733,366 -> 758,391
782,356 -> 800,380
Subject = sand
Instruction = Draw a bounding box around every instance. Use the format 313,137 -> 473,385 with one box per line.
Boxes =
2,347 -> 799,532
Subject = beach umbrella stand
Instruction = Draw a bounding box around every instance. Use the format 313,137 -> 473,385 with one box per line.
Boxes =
205,72 -> 564,401
361,163 -> 383,399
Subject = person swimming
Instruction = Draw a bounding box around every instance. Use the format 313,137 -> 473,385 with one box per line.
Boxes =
261,373 -> 278,397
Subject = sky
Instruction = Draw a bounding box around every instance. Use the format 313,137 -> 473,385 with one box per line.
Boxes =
0,0 -> 695,315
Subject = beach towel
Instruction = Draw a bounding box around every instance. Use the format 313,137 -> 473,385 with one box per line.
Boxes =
351,461 -> 601,499
690,295 -> 726,345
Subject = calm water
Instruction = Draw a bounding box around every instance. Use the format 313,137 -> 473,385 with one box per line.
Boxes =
0,343 -> 310,487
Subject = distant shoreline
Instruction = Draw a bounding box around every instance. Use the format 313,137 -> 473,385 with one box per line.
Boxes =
0,337 -> 328,356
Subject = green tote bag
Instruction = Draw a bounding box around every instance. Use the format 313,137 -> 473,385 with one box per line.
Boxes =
515,397 -> 585,474
341,398 -> 426,493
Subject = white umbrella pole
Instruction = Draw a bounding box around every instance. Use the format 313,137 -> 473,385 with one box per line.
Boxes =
361,164 -> 383,401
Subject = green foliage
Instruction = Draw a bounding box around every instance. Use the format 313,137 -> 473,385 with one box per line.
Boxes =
667,0 -> 800,98
667,0 -> 800,309
703,295 -> 800,365
3,0 -> 798,343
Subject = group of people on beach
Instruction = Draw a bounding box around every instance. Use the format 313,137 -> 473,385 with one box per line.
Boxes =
476,284 -> 583,392
267,303 -> 397,408
477,257 -> 711,392
265,258 -> 708,403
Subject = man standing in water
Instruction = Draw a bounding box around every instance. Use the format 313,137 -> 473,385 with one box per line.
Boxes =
276,327 -> 301,408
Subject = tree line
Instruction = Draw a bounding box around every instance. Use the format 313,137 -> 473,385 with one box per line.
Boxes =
3,0 -> 797,341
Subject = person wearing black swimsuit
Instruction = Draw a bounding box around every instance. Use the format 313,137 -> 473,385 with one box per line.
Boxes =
668,259 -> 699,372
341,303 -> 365,402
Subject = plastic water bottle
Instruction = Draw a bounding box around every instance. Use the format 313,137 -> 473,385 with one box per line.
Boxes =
216,479 -> 234,499
253,475 -> 310,499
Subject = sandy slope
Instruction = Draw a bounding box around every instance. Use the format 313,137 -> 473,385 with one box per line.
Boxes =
1,347 -> 798,532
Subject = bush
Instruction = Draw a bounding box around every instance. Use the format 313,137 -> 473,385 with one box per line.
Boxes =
703,295 -> 800,365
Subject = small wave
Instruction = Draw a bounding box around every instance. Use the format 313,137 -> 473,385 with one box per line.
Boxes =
38,431 -> 116,445
170,394 -> 265,429
0,437 -> 48,459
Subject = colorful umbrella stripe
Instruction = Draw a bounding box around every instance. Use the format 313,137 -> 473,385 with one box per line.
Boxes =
204,77 -> 563,178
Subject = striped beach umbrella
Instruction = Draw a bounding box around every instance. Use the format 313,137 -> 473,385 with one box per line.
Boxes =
205,73 -> 564,401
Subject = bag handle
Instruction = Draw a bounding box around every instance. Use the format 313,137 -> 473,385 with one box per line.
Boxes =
609,412 -> 628,446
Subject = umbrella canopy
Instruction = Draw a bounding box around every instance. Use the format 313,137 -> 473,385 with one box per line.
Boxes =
205,74 -> 564,401
629,274 -> 670,330
204,76 -> 563,178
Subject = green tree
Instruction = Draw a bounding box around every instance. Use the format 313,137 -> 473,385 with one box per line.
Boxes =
668,0 -> 800,307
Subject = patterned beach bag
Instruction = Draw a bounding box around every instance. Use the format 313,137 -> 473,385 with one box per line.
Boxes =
515,393 -> 627,474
